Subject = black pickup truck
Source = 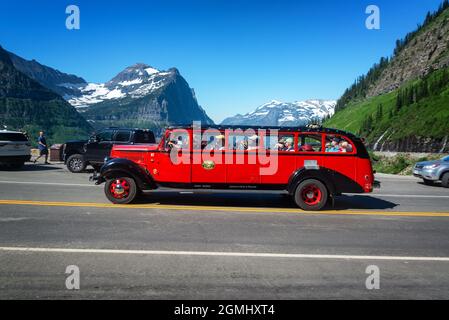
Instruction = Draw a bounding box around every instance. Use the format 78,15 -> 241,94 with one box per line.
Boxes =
62,128 -> 155,173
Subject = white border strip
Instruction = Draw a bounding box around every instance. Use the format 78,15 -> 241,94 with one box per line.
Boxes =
359,194 -> 449,199
1,247 -> 449,262
0,181 -> 97,187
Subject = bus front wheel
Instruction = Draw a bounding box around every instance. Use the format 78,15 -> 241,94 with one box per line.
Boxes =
104,177 -> 138,204
294,179 -> 328,211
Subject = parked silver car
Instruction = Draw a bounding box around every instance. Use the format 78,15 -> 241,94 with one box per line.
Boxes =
413,155 -> 449,188
0,130 -> 31,169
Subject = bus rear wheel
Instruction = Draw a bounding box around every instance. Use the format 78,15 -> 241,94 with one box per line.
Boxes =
104,177 -> 138,204
294,179 -> 328,211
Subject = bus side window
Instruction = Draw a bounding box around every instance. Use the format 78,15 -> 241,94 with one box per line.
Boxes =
228,133 -> 259,151
266,134 -> 294,152
201,132 -> 225,151
298,134 -> 322,152
325,135 -> 354,153
166,131 -> 190,151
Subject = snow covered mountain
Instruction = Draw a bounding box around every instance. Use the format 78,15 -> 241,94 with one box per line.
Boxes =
67,63 -> 181,110
65,63 -> 213,129
221,100 -> 336,126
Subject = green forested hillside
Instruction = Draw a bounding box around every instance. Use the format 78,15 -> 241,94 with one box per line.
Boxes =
326,1 -> 449,152
326,67 -> 449,146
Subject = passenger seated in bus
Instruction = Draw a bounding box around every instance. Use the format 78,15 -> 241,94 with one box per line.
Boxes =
284,138 -> 295,152
247,135 -> 259,150
299,144 -> 314,152
237,139 -> 248,150
339,141 -> 353,153
167,140 -> 177,150
213,135 -> 225,151
274,138 -> 286,151
326,138 -> 340,152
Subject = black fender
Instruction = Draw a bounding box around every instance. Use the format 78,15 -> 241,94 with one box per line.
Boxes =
97,158 -> 156,190
287,167 -> 337,196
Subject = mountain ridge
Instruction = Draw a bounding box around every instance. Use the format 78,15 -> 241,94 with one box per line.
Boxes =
222,99 -> 336,127
7,50 -> 87,98
0,45 -> 93,143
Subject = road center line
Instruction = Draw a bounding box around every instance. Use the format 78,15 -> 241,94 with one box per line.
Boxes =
1,246 -> 449,262
0,199 -> 449,217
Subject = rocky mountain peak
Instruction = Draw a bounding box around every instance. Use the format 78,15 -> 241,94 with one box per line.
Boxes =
106,63 -> 162,87
221,99 -> 336,127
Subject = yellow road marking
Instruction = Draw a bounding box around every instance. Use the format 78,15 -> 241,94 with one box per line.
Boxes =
0,199 -> 448,217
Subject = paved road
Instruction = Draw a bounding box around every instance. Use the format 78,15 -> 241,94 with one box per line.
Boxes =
0,163 -> 448,299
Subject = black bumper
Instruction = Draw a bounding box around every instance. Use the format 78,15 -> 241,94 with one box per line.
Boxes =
0,155 -> 31,163
374,180 -> 381,189
89,171 -> 105,185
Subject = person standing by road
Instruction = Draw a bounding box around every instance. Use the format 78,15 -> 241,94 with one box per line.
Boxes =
33,131 -> 49,164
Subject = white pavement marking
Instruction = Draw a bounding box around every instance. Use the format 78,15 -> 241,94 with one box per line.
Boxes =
357,194 -> 449,199
1,246 -> 449,262
0,180 -> 97,187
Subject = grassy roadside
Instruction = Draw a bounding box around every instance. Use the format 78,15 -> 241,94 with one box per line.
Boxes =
370,152 -> 444,175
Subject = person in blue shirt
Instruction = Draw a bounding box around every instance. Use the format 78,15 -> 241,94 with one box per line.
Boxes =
33,131 -> 49,164
326,138 -> 341,152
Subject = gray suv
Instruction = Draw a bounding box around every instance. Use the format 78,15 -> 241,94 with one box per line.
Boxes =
413,155 -> 449,188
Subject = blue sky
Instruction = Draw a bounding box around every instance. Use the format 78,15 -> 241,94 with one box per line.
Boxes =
0,0 -> 444,122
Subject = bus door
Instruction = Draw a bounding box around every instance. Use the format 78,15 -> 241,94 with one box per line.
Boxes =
225,130 -> 261,185
295,133 -> 327,170
152,130 -> 191,183
191,129 -> 226,184
260,132 -> 297,185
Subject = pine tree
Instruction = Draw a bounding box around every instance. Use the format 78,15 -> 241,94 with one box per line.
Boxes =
396,91 -> 403,112
376,104 -> 383,121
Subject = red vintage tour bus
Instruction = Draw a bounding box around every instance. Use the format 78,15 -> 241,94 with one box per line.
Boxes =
92,124 -> 378,211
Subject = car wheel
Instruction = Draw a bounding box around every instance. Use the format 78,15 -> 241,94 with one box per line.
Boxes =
294,179 -> 328,211
441,173 -> 449,188
104,177 -> 138,204
66,154 -> 87,173
423,179 -> 434,186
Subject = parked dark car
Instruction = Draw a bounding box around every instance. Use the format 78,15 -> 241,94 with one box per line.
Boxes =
62,128 -> 155,173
